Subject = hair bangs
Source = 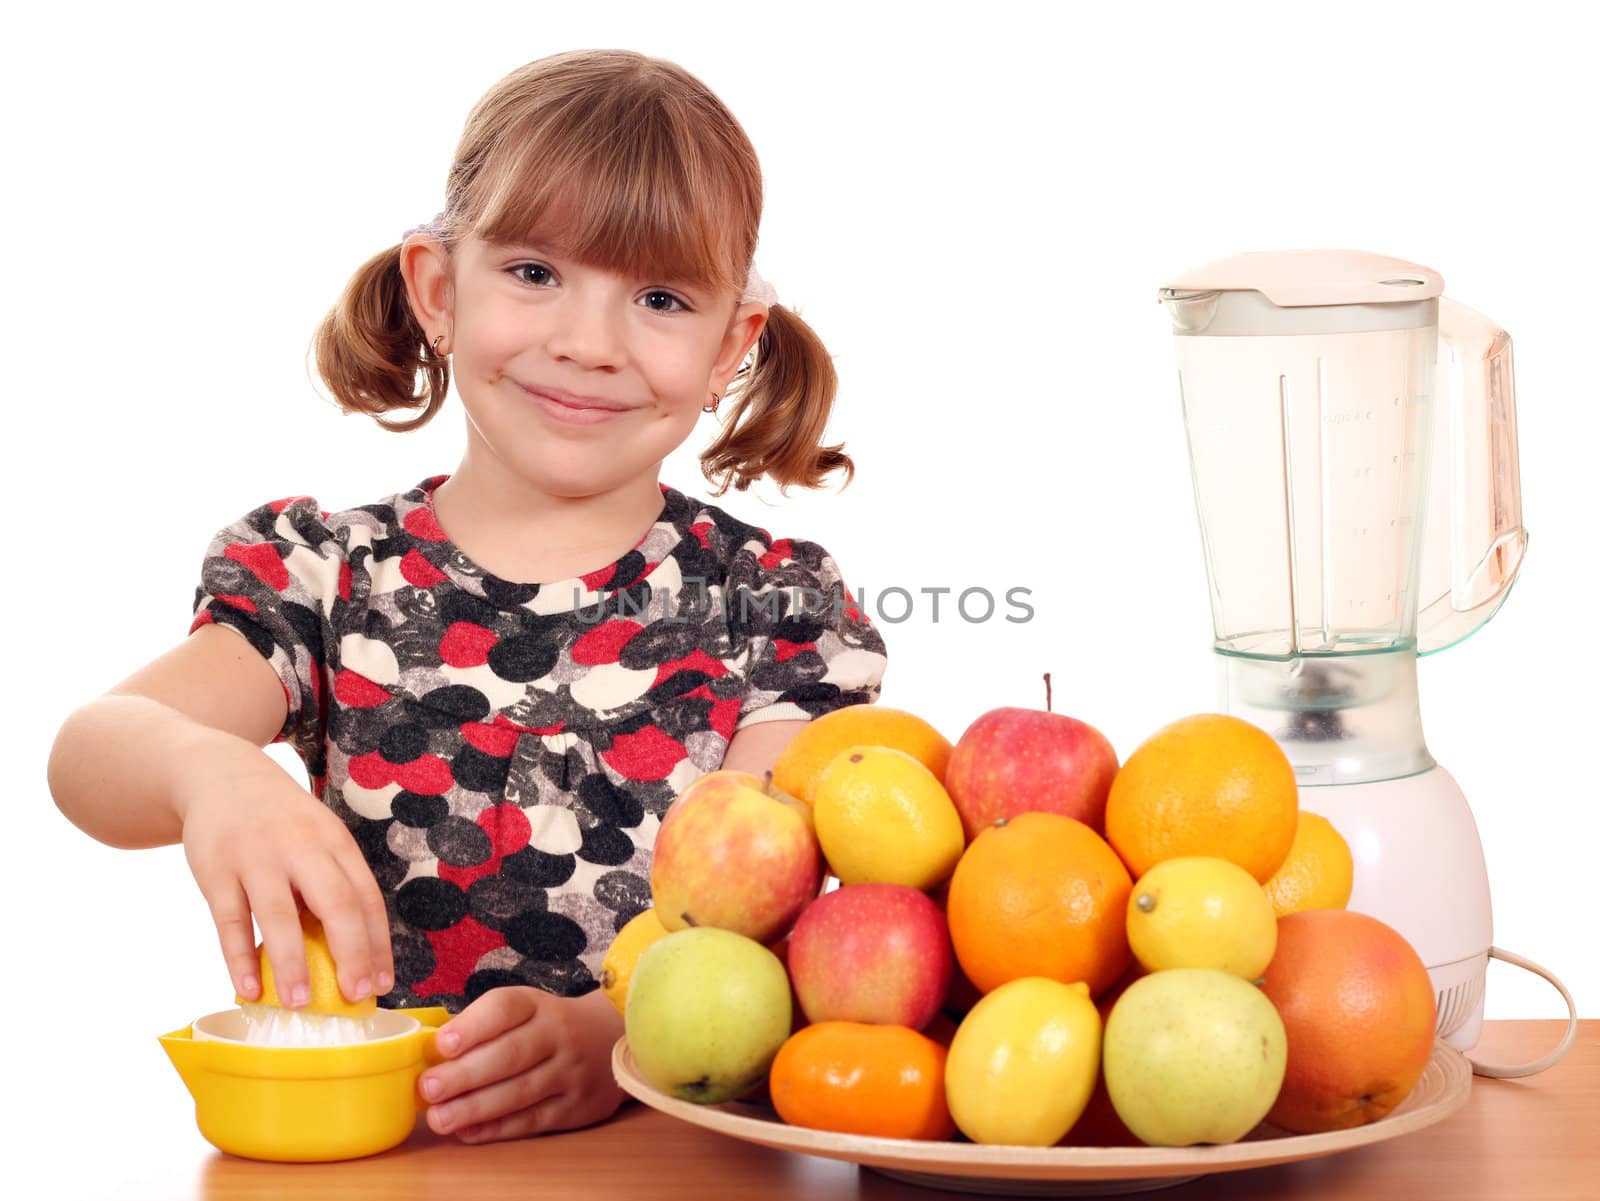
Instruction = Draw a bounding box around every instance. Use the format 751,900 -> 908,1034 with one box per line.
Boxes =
472,92 -> 751,297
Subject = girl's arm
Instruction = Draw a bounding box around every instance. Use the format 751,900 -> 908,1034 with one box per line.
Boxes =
48,623 -> 393,1007
719,719 -> 809,779
49,623 -> 288,849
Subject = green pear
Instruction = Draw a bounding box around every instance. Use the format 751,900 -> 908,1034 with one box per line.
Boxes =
624,927 -> 793,1104
1102,969 -> 1287,1146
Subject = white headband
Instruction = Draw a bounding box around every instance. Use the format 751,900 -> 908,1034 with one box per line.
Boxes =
401,213 -> 778,308
740,260 -> 779,307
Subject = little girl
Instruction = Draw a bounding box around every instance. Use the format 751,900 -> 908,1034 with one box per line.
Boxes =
49,49 -> 886,1143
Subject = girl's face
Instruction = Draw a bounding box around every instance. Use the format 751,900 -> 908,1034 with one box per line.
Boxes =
403,230 -> 766,498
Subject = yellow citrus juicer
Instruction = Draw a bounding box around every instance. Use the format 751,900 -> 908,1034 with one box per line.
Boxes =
160,1004 -> 451,1162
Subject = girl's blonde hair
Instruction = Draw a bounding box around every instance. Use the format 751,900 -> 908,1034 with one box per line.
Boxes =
312,49 -> 851,495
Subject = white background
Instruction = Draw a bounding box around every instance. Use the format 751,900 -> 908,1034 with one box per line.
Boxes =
4,1 -> 1594,1186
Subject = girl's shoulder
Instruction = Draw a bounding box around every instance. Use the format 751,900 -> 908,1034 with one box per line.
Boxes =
204,476 -> 444,557
665,486 -> 871,646
667,485 -> 842,581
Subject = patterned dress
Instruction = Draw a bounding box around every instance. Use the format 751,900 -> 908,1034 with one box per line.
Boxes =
191,474 -> 887,1013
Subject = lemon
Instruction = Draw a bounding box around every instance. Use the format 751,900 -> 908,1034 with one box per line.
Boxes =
239,910 -> 377,1019
944,977 -> 1101,1145
811,745 -> 965,890
1262,811 -> 1354,916
1125,856 -> 1277,980
599,908 -> 672,1016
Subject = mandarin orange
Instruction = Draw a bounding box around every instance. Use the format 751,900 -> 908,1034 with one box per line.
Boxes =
768,1021 -> 955,1140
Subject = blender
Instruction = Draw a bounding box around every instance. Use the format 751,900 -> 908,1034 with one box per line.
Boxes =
1158,250 -> 1575,1077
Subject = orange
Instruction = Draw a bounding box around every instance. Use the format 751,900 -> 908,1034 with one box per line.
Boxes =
1262,811 -> 1354,916
1259,909 -> 1437,1133
768,1021 -> 955,1140
1104,713 -> 1298,883
945,812 -> 1132,997
772,707 -> 952,806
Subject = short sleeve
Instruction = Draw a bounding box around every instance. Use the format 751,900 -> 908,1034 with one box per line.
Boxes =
189,496 -> 341,772
727,535 -> 887,730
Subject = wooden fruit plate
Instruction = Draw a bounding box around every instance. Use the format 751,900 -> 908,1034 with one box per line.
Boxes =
612,1038 -> 1471,1196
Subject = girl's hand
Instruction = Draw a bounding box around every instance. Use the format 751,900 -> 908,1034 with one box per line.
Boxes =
419,986 -> 627,1142
175,733 -> 394,1007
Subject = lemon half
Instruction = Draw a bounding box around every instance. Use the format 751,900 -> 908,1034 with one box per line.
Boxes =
236,910 -> 377,1018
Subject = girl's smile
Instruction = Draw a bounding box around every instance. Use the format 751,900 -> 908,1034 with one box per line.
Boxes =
517,380 -> 643,425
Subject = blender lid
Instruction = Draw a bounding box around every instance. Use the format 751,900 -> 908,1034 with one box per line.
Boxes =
1160,249 -> 1444,307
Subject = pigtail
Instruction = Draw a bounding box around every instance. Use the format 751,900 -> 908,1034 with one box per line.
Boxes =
699,303 -> 855,496
310,243 -> 450,432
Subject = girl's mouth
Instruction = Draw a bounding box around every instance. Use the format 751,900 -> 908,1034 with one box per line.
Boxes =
520,384 -> 634,425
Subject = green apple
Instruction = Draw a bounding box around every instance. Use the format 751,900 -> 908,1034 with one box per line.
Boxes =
624,927 -> 793,1104
1102,969 -> 1287,1146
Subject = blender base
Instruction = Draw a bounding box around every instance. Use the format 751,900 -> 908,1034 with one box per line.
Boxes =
1304,774 -> 1579,1076
1430,951 -> 1488,1051
1297,765 -> 1491,1048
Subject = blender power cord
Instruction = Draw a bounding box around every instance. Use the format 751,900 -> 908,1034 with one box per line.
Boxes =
1466,946 -> 1579,1079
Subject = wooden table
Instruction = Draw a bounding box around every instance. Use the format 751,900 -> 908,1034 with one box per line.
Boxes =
37,1021 -> 1597,1199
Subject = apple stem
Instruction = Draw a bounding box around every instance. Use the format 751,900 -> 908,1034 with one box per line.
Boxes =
1044,672 -> 1053,713
762,770 -> 774,797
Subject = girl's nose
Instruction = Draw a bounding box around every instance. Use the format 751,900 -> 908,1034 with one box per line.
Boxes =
545,288 -> 626,370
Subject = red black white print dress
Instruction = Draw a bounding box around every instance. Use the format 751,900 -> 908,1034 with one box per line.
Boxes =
190,474 -> 887,1013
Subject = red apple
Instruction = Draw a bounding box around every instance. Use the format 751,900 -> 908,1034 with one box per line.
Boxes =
944,677 -> 1119,840
786,883 -> 953,1029
651,770 -> 824,944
